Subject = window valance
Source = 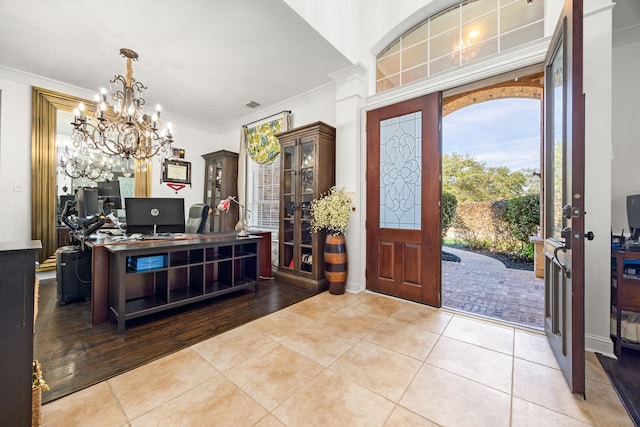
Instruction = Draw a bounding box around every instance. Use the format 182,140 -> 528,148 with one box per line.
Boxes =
245,112 -> 290,165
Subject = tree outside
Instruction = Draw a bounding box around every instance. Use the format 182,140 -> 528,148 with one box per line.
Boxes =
442,98 -> 541,263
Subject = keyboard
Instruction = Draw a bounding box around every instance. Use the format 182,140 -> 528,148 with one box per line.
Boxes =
627,243 -> 640,252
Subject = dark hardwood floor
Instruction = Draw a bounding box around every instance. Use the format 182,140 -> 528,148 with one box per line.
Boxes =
34,277 -> 316,404
597,347 -> 640,426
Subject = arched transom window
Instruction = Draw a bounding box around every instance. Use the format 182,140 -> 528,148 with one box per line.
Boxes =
376,0 -> 544,92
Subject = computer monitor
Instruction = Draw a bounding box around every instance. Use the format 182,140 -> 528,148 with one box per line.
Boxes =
75,187 -> 99,218
627,194 -> 640,240
58,194 -> 75,213
125,197 -> 185,234
97,180 -> 122,210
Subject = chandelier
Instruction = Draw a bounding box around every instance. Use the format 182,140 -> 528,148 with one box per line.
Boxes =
452,29 -> 480,65
58,145 -> 114,181
71,48 -> 174,161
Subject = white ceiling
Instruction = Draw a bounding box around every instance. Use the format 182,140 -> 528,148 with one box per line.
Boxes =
0,0 -> 352,128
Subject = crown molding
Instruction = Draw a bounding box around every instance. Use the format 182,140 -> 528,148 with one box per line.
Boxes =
219,81 -> 336,135
0,65 -> 220,134
613,24 -> 640,48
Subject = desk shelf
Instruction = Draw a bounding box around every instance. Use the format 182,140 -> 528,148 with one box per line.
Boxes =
108,236 -> 260,334
169,249 -> 205,267
124,296 -> 166,315
206,246 -> 233,261
205,281 -> 232,294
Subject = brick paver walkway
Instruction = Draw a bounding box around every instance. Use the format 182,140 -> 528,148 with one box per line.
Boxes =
441,247 -> 544,329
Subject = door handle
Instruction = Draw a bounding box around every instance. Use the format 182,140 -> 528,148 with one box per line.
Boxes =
562,204 -> 572,219
553,245 -> 571,279
560,226 -> 571,249
584,231 -> 595,240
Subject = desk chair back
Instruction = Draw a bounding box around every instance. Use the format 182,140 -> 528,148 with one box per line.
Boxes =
185,204 -> 210,234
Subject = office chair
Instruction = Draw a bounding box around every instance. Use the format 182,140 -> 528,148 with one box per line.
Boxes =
185,203 -> 210,234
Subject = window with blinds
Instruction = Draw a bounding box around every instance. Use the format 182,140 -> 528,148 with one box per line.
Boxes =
246,156 -> 280,232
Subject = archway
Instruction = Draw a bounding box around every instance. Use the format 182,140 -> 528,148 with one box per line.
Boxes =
441,71 -> 544,328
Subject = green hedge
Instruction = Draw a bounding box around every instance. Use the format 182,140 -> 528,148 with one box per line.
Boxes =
441,191 -> 458,239
452,194 -> 540,261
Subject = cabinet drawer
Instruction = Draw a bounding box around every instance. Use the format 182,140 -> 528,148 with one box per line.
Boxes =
620,283 -> 640,312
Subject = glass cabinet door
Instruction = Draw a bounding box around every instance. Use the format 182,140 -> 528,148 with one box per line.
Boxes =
205,163 -> 214,208
300,140 -> 314,193
212,161 -> 222,231
281,144 -> 297,270
299,139 -> 315,274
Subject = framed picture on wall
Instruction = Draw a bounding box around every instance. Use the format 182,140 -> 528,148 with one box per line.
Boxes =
162,159 -> 191,184
172,147 -> 185,159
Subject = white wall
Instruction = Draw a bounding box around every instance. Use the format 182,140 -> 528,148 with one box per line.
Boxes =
0,77 -> 32,242
219,83 -> 337,139
582,0 -> 615,355
0,67 -> 220,244
149,124 -> 221,212
611,36 -> 640,232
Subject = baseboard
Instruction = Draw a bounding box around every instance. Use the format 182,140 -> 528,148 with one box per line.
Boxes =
586,332 -> 615,358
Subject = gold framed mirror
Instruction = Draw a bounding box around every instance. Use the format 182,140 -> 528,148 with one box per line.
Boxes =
31,87 -> 151,262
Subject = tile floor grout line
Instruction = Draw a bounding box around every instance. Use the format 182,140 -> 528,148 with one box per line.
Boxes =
106,379 -> 130,425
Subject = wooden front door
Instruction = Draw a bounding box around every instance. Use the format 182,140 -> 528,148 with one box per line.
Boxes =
366,93 -> 442,306
543,0 -> 585,395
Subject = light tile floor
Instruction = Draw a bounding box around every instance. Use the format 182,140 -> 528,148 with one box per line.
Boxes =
41,291 -> 633,426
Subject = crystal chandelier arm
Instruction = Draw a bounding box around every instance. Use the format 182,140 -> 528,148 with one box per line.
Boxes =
72,48 -> 175,162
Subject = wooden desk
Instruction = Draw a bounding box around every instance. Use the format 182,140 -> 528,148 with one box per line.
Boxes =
611,247 -> 640,356
89,233 -> 261,328
90,234 -> 207,324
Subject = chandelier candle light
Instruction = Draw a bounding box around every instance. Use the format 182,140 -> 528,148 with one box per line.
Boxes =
71,48 -> 174,162
217,196 -> 251,237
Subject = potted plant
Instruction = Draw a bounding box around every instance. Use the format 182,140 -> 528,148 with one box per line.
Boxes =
310,186 -> 351,294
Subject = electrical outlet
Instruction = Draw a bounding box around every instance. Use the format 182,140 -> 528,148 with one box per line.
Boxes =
346,191 -> 356,212
13,183 -> 23,192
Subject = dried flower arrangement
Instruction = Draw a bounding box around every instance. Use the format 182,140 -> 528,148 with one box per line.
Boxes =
310,186 -> 351,235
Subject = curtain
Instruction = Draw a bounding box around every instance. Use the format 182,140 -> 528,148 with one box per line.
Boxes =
133,159 -> 152,197
246,112 -> 290,164
238,128 -> 248,227
238,112 -> 290,228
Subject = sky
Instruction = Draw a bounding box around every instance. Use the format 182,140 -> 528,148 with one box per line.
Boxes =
442,98 -> 541,172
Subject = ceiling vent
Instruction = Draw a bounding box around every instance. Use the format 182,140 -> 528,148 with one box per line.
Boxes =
245,100 -> 261,108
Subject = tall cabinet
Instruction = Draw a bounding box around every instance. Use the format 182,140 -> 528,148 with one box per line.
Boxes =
202,150 -> 238,232
274,122 -> 335,291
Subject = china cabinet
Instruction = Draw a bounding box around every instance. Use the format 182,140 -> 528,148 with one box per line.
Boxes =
273,122 -> 335,291
202,150 -> 238,232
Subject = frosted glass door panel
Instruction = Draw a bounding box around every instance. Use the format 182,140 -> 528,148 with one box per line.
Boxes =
379,112 -> 422,229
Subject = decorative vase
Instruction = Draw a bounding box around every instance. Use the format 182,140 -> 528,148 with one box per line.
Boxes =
324,234 -> 348,294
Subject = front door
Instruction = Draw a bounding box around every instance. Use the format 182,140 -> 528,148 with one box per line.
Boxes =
366,93 -> 442,306
543,0 -> 585,395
